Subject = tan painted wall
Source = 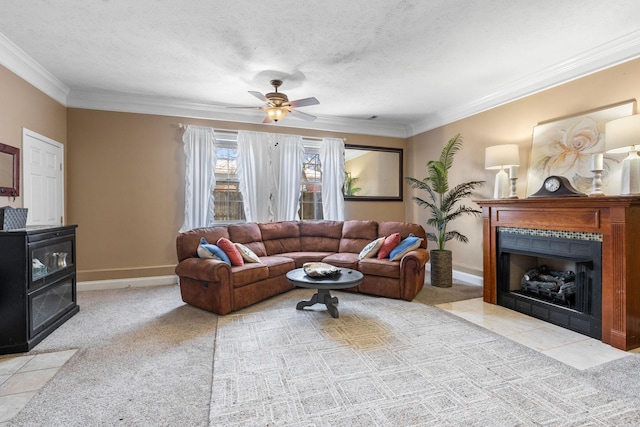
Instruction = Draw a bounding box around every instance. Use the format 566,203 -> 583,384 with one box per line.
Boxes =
9,55 -> 640,281
407,57 -> 640,276
66,109 -> 406,281
0,65 -> 66,210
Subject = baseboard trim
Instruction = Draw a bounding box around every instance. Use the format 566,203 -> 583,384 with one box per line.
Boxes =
425,263 -> 484,287
452,270 -> 483,286
77,275 -> 179,292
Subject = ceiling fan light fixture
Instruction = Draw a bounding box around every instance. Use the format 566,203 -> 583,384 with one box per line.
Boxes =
265,106 -> 289,122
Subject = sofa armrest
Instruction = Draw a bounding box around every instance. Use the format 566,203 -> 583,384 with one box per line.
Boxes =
400,248 -> 429,270
399,248 -> 430,301
175,257 -> 232,283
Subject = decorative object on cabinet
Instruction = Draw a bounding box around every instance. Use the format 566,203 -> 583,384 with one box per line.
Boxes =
0,225 -> 79,355
526,100 -> 635,196
406,133 -> 484,287
0,143 -> 20,199
605,114 -> 640,195
485,144 -> 520,199
589,153 -> 606,196
0,206 -> 28,230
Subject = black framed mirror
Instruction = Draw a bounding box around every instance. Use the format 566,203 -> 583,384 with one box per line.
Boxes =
0,143 -> 20,197
344,144 -> 403,201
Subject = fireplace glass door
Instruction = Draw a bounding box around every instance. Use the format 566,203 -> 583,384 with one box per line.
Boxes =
496,228 -> 602,339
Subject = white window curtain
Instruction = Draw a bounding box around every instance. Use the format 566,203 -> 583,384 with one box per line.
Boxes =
272,135 -> 304,221
180,125 -> 216,232
237,131 -> 274,222
237,131 -> 305,222
320,138 -> 345,220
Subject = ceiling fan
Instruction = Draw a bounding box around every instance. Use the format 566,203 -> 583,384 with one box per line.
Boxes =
234,79 -> 320,123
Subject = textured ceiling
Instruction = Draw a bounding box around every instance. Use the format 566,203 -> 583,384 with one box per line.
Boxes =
2,1 -> 640,135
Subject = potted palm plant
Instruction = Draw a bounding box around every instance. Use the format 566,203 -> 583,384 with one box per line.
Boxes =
406,134 -> 484,287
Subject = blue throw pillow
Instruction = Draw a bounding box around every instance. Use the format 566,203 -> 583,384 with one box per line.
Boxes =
197,237 -> 231,265
389,234 -> 423,261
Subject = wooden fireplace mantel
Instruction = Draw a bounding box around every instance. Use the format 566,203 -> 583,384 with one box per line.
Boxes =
476,196 -> 640,351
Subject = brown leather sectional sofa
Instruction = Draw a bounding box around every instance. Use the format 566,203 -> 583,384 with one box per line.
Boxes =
175,220 -> 430,315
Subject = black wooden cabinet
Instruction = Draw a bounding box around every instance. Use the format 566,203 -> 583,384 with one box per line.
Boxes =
0,225 -> 79,354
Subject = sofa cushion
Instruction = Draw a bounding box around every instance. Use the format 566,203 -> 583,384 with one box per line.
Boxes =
235,243 -> 261,263
358,237 -> 385,260
299,221 -> 343,252
389,235 -> 423,261
321,252 -> 359,270
228,223 -> 267,256
280,251 -> 336,268
338,220 -> 378,253
358,257 -> 401,279
176,226 -> 230,262
217,237 -> 244,266
259,256 -> 296,278
197,238 -> 231,264
259,221 -> 301,255
377,233 -> 401,259
231,263 -> 269,288
378,221 -> 428,248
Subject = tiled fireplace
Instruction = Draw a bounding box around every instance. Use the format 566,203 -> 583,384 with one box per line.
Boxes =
476,197 -> 640,351
496,227 -> 602,339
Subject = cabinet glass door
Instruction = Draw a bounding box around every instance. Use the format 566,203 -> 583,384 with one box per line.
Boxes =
30,239 -> 74,283
29,276 -> 75,338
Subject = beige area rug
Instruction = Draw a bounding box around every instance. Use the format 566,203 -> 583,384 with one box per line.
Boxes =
210,288 -> 640,426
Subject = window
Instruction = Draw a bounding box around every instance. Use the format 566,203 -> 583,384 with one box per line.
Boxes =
213,133 -> 245,223
299,151 -> 323,220
210,133 -> 324,223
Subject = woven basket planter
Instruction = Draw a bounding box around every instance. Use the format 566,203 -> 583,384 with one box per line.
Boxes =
430,249 -> 452,288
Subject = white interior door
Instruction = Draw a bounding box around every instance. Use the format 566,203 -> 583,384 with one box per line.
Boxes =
22,128 -> 64,226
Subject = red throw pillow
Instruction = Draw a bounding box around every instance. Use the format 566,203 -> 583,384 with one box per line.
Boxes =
377,233 -> 401,259
216,237 -> 244,266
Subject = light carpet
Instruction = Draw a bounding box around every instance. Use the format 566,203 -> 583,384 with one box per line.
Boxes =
8,285 -> 217,426
7,284 -> 640,426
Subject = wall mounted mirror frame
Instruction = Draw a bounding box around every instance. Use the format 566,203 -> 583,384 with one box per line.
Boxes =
344,144 -> 403,201
0,143 -> 20,197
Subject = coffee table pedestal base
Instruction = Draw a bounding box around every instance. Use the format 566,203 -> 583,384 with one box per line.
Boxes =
296,289 -> 340,318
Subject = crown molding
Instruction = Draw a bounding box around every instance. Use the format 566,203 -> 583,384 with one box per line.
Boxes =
0,33 -> 70,104
67,89 -> 410,138
4,28 -> 640,139
407,29 -> 640,137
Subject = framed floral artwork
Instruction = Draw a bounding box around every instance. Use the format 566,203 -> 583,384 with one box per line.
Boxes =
526,100 -> 636,196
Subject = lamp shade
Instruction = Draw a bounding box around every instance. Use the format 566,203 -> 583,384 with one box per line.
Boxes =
265,106 -> 290,122
605,115 -> 640,153
485,144 -> 520,169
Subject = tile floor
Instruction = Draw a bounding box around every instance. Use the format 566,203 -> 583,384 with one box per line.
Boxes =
436,297 -> 640,370
0,349 -> 77,425
1,298 -> 639,423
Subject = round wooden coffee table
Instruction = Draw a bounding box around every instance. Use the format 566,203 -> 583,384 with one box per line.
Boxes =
286,267 -> 364,318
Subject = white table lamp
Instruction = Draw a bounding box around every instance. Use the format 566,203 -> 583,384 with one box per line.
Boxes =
485,144 -> 520,198
605,115 -> 640,195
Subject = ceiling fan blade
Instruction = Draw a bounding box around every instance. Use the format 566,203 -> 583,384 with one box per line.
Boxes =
288,97 -> 319,108
227,106 -> 263,109
289,109 -> 317,122
248,90 -> 271,103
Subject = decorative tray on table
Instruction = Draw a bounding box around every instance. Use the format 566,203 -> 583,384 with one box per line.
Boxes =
303,262 -> 341,277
